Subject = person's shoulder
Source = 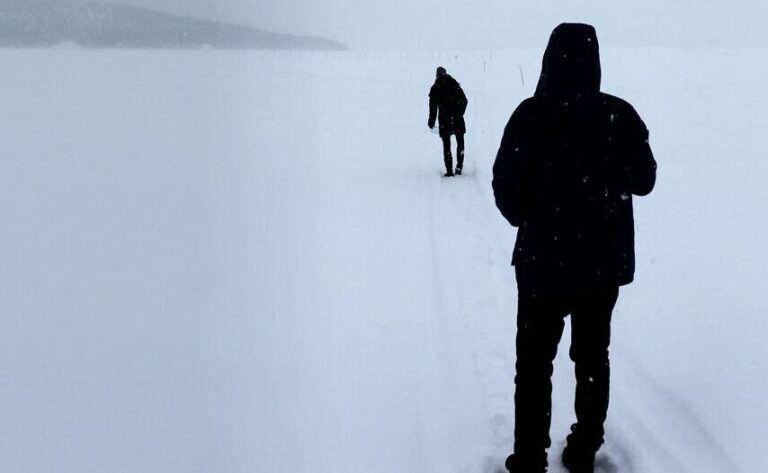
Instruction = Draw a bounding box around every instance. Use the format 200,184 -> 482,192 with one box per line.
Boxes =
513,96 -> 540,114
509,97 -> 543,121
600,92 -> 647,130
598,93 -> 642,118
598,92 -> 631,107
501,97 -> 541,134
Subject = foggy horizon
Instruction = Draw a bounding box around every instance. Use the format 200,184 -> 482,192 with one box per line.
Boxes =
5,0 -> 767,50
0,0 -> 346,49
98,0 -> 768,50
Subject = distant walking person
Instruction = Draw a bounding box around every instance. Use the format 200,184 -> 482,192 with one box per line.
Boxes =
492,24 -> 657,473
428,67 -> 468,176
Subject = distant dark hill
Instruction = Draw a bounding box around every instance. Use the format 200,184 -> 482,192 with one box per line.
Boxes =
0,0 -> 347,50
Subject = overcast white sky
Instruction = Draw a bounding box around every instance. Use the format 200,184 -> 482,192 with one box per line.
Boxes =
101,0 -> 768,50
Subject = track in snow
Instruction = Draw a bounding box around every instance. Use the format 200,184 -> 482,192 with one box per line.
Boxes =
1,49 -> 763,473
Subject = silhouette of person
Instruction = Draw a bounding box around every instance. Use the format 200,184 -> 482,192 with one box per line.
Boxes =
428,66 -> 468,176
492,23 -> 657,473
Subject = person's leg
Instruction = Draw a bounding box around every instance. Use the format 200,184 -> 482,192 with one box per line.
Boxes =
509,289 -> 567,472
455,132 -> 465,173
440,133 -> 453,176
566,286 -> 619,456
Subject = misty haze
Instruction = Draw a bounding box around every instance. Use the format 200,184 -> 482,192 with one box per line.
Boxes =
1,2 -> 767,473
0,0 -> 346,49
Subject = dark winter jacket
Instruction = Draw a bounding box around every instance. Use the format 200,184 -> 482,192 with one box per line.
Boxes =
492,23 -> 657,288
429,74 -> 468,137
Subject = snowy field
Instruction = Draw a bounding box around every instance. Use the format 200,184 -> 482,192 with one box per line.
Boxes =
0,48 -> 766,472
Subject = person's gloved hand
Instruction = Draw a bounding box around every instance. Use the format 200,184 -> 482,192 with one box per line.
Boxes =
428,119 -> 435,129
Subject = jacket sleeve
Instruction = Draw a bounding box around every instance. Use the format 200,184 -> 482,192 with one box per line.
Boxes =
428,85 -> 438,127
623,106 -> 657,196
458,86 -> 468,115
492,105 -> 530,227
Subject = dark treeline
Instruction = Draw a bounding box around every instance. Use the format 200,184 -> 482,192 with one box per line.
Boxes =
0,1 -> 347,50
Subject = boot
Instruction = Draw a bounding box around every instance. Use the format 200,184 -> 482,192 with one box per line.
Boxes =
505,453 -> 547,473
562,431 -> 598,473
561,444 -> 594,473
443,155 -> 454,177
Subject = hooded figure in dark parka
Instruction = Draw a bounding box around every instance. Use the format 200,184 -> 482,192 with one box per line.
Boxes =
429,67 -> 468,176
492,24 -> 656,473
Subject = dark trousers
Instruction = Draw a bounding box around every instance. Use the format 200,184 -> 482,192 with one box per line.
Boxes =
513,286 -> 619,467
441,133 -> 464,172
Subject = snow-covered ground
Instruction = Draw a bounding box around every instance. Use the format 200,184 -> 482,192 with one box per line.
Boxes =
0,48 -> 766,472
